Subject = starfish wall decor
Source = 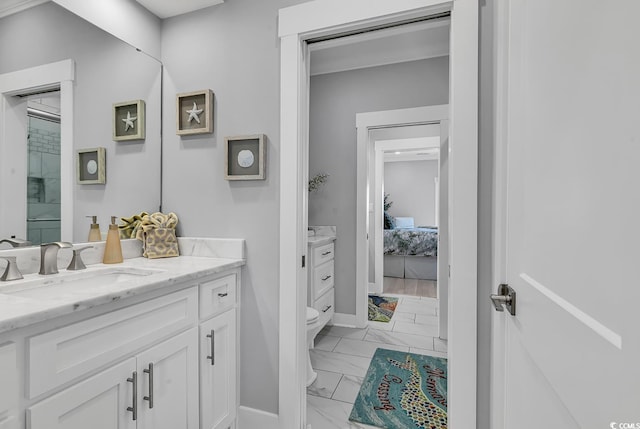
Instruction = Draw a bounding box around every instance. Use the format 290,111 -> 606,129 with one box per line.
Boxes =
176,89 -> 214,136
113,100 -> 145,141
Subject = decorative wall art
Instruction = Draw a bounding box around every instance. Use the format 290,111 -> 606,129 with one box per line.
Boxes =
113,100 -> 145,141
176,89 -> 213,135
77,147 -> 106,184
224,134 -> 266,180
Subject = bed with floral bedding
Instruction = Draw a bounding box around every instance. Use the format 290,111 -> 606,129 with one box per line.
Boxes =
383,226 -> 438,280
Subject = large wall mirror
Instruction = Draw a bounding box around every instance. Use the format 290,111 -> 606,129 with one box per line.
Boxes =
0,1 -> 161,245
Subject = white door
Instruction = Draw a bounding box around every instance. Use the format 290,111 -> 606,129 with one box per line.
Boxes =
28,358 -> 137,429
200,310 -> 237,429
137,328 -> 199,429
493,1 -> 640,428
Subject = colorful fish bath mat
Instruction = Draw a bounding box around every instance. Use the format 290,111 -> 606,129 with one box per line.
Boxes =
368,295 -> 399,322
349,348 -> 447,429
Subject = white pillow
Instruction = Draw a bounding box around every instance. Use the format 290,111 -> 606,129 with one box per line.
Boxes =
394,217 -> 414,228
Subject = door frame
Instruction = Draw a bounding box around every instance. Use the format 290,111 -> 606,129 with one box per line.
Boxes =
278,1 -> 478,428
0,59 -> 75,242
357,107 -> 444,320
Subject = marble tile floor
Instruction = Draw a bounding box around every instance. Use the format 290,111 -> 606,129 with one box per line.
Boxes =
307,295 -> 447,429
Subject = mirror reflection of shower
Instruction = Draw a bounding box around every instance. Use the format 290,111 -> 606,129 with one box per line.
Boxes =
26,91 -> 61,245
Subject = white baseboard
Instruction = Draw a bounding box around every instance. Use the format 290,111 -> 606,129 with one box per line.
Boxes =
331,312 -> 358,327
238,406 -> 279,429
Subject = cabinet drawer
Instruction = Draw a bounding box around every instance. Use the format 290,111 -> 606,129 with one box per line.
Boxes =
313,261 -> 334,300
27,287 -> 198,399
199,273 -> 237,320
312,242 -> 334,265
313,288 -> 334,327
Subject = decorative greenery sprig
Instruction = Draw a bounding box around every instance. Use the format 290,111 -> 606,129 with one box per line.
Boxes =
308,173 -> 329,192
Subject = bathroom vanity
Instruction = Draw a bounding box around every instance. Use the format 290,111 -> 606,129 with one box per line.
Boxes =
307,227 -> 336,328
0,238 -> 244,429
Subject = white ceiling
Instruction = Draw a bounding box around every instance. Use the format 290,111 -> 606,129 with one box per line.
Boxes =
134,0 -> 223,19
0,0 -> 224,19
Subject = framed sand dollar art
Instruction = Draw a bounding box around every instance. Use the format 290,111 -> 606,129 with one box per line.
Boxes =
77,147 -> 106,184
224,134 -> 266,180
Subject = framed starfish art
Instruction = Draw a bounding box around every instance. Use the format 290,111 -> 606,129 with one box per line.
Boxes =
112,100 -> 145,141
176,89 -> 213,135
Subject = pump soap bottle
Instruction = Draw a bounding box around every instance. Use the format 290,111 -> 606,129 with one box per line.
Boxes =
87,216 -> 102,242
103,216 -> 123,264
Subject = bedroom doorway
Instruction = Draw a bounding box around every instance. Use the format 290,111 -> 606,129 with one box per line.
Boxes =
356,105 -> 449,332
378,139 -> 440,299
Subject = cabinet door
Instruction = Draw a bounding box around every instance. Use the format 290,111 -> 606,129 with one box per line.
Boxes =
137,328 -> 199,429
28,358 -> 137,429
0,342 -> 17,429
200,310 -> 237,429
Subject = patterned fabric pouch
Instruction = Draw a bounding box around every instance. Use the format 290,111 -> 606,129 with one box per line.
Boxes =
135,212 -> 180,259
143,227 -> 179,259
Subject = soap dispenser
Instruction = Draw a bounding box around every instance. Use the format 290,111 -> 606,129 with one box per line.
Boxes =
87,216 -> 102,242
103,216 -> 123,264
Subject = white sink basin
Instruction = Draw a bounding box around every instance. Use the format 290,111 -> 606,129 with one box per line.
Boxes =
0,267 -> 165,300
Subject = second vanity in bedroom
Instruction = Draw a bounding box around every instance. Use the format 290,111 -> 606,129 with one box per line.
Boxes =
0,237 -> 244,429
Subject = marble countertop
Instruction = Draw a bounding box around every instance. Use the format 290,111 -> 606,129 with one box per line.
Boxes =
0,238 -> 245,335
308,235 -> 336,246
308,226 -> 336,247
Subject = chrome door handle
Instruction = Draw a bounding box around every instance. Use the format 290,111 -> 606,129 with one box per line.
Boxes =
143,362 -> 154,409
490,284 -> 516,316
126,371 -> 138,421
206,330 -> 215,366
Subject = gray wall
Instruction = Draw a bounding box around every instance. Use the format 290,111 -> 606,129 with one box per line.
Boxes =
0,2 -> 162,241
384,160 -> 438,227
308,57 -> 449,315
160,0 -> 304,414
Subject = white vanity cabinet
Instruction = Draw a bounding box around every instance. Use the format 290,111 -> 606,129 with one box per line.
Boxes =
0,264 -> 241,429
0,342 -> 18,429
27,290 -> 201,429
307,238 -> 336,325
199,273 -> 239,429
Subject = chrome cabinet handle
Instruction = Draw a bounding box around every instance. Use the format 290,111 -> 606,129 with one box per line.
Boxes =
206,330 -> 215,366
322,251 -> 332,256
126,371 -> 138,421
143,363 -> 154,409
218,292 -> 228,297
322,305 -> 332,313
321,275 -> 332,281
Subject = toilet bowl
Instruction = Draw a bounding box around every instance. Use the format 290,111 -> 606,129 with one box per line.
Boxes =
306,306 -> 322,386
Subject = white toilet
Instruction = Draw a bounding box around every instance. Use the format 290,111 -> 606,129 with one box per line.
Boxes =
306,306 -> 323,386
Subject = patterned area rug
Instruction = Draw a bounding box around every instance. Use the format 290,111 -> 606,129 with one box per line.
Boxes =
368,295 -> 399,322
349,348 -> 448,429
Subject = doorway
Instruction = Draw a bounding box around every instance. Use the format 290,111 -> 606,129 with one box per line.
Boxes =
278,1 -> 478,428
26,92 -> 62,245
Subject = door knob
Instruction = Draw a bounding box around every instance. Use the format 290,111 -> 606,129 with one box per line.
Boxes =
490,283 -> 516,315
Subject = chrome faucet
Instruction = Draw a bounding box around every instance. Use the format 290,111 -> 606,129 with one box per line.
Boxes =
0,238 -> 32,248
39,242 -> 73,275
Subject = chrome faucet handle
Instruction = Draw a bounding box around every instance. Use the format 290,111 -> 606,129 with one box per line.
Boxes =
0,238 -> 32,248
67,246 -> 93,271
0,256 -> 23,281
39,242 -> 73,275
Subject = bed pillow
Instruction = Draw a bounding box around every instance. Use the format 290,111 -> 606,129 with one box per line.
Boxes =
394,217 -> 414,229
